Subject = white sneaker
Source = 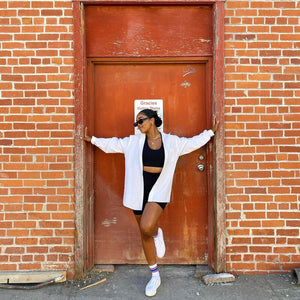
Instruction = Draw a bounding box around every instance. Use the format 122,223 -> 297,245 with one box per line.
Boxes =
145,276 -> 161,297
154,228 -> 165,258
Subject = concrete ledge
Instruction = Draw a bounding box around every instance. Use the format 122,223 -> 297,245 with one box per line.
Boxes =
0,271 -> 66,284
203,273 -> 235,285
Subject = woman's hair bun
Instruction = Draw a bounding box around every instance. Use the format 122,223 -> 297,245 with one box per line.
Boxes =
139,109 -> 162,127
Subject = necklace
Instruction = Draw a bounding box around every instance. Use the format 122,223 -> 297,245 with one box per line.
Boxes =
148,134 -> 161,146
149,134 -> 161,140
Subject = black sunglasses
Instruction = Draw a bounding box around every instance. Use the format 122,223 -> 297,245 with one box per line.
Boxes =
134,117 -> 149,127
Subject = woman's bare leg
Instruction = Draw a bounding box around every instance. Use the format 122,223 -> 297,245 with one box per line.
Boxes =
135,202 -> 164,265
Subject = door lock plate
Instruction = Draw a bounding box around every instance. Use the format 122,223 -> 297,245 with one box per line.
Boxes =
197,164 -> 205,171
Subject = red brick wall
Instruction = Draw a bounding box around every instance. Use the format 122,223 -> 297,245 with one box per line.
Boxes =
0,0 -> 299,276
225,0 -> 300,273
0,0 -> 75,276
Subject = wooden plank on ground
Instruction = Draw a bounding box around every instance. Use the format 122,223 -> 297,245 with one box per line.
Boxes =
0,271 -> 66,284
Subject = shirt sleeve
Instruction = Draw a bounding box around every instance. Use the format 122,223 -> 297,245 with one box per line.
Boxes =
91,136 -> 130,154
178,129 -> 214,156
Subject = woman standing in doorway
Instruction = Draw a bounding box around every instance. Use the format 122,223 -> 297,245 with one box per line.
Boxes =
83,109 -> 218,297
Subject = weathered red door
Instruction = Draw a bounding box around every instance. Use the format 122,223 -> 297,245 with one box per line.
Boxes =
85,6 -> 213,264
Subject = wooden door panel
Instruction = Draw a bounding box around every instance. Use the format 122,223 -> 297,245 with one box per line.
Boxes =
85,6 -> 213,57
93,61 -> 208,264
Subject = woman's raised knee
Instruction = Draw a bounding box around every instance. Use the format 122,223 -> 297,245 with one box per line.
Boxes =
140,222 -> 156,237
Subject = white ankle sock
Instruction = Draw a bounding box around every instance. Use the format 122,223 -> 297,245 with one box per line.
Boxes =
149,263 -> 160,278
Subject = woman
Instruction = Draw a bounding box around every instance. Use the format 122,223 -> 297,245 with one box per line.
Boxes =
83,109 -> 218,297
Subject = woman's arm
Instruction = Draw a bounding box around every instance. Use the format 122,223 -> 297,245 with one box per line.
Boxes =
178,118 -> 219,156
82,127 -> 129,154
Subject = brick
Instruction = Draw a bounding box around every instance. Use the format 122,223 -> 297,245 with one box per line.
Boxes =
28,213 -> 50,220
5,247 -> 25,254
50,246 -> 72,253
268,187 -> 290,194
232,263 -> 255,270
282,179 -> 300,186
244,212 -> 265,219
252,229 -> 274,236
0,10 -> 17,17
227,212 -> 242,219
275,195 -> 297,203
36,50 -> 58,56
26,42 -> 47,48
41,10 -> 62,16
35,255 -> 45,262
277,229 -> 299,236
22,255 -> 33,262
36,66 -> 58,73
45,25 -> 68,33
235,34 -> 255,40
14,221 -> 36,228
249,171 -> 271,178
0,73 -> 22,82
47,196 -> 70,203
0,34 -> 13,41
274,247 -> 297,254
9,1 -> 31,8
26,247 -> 48,254
288,238 -> 300,245
285,82 -> 300,89
5,213 -> 27,220
281,212 -> 300,219
258,179 -> 280,186
37,34 -> 59,40
31,1 -> 53,8
4,204 -> 23,212
245,188 -> 266,194
262,220 -> 285,227
18,10 -> 40,17
253,238 -> 275,245
55,229 -> 74,236
24,90 -> 47,97
7,229 -> 29,237
46,255 -> 58,262
257,263 -> 281,271
2,42 -> 25,49
280,146 -> 300,153
251,195 -> 273,202
40,237 -> 62,244
14,83 -> 36,90
0,264 -> 17,271
24,196 -> 45,203
19,263 -> 41,270
52,213 -> 74,220
16,238 -> 38,245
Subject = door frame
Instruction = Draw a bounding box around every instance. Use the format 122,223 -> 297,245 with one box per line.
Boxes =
73,0 -> 226,278
89,56 -> 213,265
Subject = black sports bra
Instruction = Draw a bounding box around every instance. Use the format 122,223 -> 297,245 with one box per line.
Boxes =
142,137 -> 165,168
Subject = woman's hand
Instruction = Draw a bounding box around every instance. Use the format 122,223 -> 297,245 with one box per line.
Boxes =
212,116 -> 219,133
82,127 -> 92,142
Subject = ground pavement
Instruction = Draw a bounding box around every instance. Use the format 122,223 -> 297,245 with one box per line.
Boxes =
0,265 -> 299,300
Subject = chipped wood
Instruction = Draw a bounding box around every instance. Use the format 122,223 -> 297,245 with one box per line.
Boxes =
79,278 -> 106,290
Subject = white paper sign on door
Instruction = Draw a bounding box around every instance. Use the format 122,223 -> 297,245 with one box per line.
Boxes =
134,99 -> 163,134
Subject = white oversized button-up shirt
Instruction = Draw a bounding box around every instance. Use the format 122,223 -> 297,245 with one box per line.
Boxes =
91,130 -> 214,210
